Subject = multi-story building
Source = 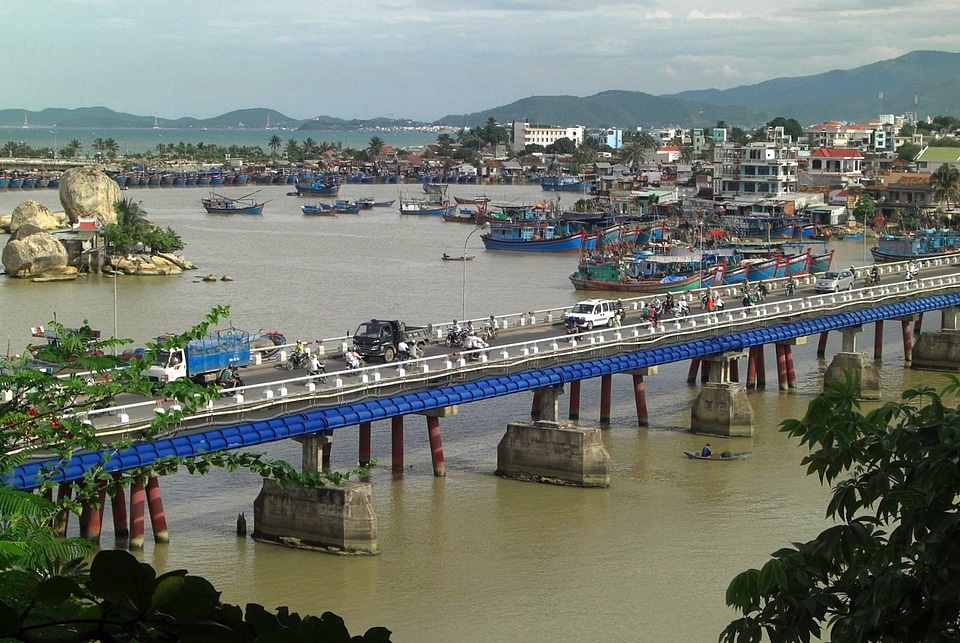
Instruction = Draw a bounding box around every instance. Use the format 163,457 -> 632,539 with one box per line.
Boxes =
712,142 -> 799,202
509,121 -> 584,152
804,147 -> 864,188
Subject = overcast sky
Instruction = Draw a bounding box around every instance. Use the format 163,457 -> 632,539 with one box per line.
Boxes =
3,0 -> 957,123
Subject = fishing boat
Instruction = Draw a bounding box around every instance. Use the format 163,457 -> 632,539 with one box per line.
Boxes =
201,190 -> 267,215
683,451 -> 751,460
540,175 -> 595,192
809,249 -> 836,273
569,247 -> 726,293
870,229 -> 960,263
398,193 -> 456,216
481,219 -> 593,253
300,204 -> 337,216
294,173 -> 341,196
454,195 -> 492,205
442,253 -> 475,261
372,199 -> 396,208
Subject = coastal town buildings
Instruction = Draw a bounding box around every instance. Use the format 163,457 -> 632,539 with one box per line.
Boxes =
509,121 -> 585,152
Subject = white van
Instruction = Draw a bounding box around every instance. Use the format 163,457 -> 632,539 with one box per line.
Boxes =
566,299 -> 618,329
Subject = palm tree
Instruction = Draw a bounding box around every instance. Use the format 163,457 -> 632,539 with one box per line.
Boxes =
367,136 -> 385,157
268,135 -> 283,159
930,164 -> 960,211
104,138 -> 119,158
66,139 -> 82,159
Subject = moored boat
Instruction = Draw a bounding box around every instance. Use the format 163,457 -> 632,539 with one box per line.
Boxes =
301,204 -> 337,216
201,190 -> 267,215
294,173 -> 341,196
441,253 -> 474,261
684,450 -> 751,460
869,229 -> 960,263
398,194 -> 456,216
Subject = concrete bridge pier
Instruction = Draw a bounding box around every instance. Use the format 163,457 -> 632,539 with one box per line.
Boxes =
630,367 -> 657,426
391,416 -> 404,472
496,385 -> 609,487
78,483 -> 107,545
600,374 -> 612,423
824,325 -> 881,399
359,421 -> 372,467
746,345 -> 767,389
53,483 -> 71,538
253,431 -> 378,554
874,320 -> 884,360
691,352 -> 754,437
901,316 -> 916,363
111,473 -> 129,547
145,474 -> 169,544
912,307 -> 960,371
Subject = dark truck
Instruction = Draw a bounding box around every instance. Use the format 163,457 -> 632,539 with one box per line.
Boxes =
352,319 -> 434,363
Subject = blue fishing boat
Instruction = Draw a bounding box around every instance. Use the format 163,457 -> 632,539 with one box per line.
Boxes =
809,249 -> 835,273
398,193 -> 455,216
481,219 -> 593,253
301,204 -> 337,217
540,175 -> 595,192
870,229 -> 960,262
294,173 -> 341,196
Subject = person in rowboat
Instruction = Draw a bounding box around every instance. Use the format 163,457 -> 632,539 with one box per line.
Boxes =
700,443 -> 712,458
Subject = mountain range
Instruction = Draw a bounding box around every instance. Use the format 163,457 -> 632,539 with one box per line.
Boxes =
1,50 -> 956,132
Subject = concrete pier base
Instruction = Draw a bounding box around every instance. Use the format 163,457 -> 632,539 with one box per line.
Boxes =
253,478 -> 378,555
691,382 -> 755,437
495,420 -> 610,487
912,330 -> 960,371
824,352 -> 881,399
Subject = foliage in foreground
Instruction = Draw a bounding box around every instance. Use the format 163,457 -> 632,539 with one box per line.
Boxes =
1,307 -> 385,640
722,376 -> 960,643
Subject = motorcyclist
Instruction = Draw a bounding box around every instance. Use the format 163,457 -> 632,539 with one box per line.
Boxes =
870,265 -> 880,285
785,277 -> 797,296
676,298 -> 690,317
484,315 -> 499,339
307,353 -> 325,382
565,316 -> 579,335
757,281 -> 768,302
220,363 -> 243,388
345,348 -> 363,370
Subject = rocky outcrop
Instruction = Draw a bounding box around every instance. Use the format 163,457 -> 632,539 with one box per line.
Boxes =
1,224 -> 70,278
9,200 -> 65,233
58,167 -> 121,225
112,254 -> 183,276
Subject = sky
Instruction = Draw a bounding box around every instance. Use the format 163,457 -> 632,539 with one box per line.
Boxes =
3,0 -> 958,123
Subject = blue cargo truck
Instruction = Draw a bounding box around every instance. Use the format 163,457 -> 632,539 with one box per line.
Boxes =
147,329 -> 252,385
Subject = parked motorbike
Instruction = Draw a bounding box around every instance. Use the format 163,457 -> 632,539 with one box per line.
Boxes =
286,350 -> 310,370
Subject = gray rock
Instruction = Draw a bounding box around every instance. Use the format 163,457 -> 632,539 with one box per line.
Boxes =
10,200 -> 64,233
58,167 -> 122,225
2,226 -> 69,277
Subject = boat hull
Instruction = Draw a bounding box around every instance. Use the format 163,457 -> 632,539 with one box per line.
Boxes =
569,270 -> 716,293
684,451 -> 751,460
482,233 -> 589,253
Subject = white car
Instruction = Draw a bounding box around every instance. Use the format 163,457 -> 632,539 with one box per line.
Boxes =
566,299 -> 618,329
814,269 -> 856,293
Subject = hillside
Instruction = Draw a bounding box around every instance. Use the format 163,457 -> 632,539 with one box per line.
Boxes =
2,51 -> 958,132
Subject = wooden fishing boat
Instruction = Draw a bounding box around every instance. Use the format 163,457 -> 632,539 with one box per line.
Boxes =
301,204 -> 337,216
870,229 -> 960,263
684,450 -> 751,460
201,190 -> 267,215
441,254 -> 475,261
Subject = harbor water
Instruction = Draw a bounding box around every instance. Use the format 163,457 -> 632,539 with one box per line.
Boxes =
0,184 -> 943,641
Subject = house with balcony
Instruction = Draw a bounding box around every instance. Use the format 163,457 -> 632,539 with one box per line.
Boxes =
712,142 -> 799,203
803,147 -> 864,188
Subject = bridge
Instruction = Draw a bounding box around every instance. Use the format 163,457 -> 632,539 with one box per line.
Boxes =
10,256 -> 960,487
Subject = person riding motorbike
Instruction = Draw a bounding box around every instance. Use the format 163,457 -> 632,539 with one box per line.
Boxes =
564,316 -> 579,336
345,348 -> 363,370
219,363 -> 243,389
675,298 -> 690,317
287,340 -> 309,369
785,277 -> 797,296
483,315 -> 500,340
445,322 -> 468,347
756,281 -> 768,302
869,265 -> 880,285
307,353 -> 327,383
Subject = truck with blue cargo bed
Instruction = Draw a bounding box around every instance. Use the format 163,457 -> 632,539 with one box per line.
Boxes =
147,329 -> 252,385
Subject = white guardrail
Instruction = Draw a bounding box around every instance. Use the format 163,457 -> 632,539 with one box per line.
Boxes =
9,256 -> 960,450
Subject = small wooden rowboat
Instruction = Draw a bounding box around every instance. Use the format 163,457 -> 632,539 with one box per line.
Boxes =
683,450 -> 751,460
442,254 -> 475,261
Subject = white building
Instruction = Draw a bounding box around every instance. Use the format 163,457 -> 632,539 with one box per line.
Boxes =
510,121 -> 585,152
713,142 -> 799,202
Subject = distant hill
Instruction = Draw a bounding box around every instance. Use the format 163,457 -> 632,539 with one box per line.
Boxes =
2,51 -> 958,132
436,50 -> 960,129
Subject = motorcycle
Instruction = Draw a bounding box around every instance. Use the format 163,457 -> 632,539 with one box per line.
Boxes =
286,350 -> 310,370
785,280 -> 797,297
307,361 -> 328,384
481,325 -> 499,341
445,328 -> 468,347
866,272 -> 880,286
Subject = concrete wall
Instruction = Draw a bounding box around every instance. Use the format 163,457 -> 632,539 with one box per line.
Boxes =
496,420 -> 610,487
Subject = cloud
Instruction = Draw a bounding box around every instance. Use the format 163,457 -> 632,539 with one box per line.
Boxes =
687,9 -> 744,20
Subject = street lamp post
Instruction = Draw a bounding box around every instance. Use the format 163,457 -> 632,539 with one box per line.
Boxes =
462,223 -> 489,320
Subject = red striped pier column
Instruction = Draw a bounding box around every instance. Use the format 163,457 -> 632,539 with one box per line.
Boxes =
902,318 -> 914,364
426,415 -> 446,477
359,421 -> 372,467
874,320 -> 884,360
817,331 -> 829,358
321,430 -> 333,470
568,380 -> 581,420
391,416 -> 404,473
756,344 -> 767,389
79,483 -> 107,545
746,347 -> 758,389
129,480 -> 146,550
632,370 -> 652,426
531,391 -> 542,420
687,358 -> 701,384
111,473 -> 129,546
600,374 -> 612,424
775,344 -> 788,391
145,474 -> 169,544
785,345 -> 797,390
54,483 -> 72,537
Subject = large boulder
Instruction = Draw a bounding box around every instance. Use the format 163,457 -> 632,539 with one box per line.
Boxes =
58,167 -> 121,225
9,200 -> 64,233
2,224 -> 69,278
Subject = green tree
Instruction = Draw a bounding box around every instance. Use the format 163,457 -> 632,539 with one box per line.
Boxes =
103,198 -> 183,255
268,134 -> 283,159
367,136 -> 385,157
0,311 -> 389,641
852,194 -> 876,229
546,137 -> 576,155
65,139 -> 82,159
723,377 -> 960,643
897,142 -> 922,163
930,164 -> 960,210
